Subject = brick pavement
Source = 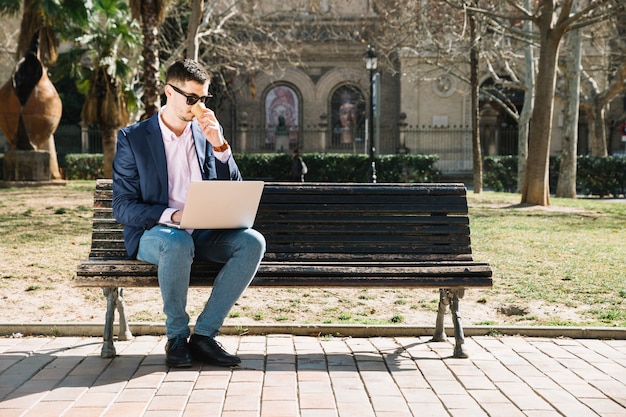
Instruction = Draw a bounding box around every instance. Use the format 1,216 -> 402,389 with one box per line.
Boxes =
0,334 -> 625,416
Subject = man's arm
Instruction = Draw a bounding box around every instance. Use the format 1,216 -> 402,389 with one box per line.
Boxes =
112,128 -> 167,228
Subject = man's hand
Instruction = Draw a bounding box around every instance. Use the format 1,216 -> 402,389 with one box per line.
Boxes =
192,102 -> 226,149
171,210 -> 183,224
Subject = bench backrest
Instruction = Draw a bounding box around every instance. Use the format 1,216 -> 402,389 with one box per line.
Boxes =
90,180 -> 474,262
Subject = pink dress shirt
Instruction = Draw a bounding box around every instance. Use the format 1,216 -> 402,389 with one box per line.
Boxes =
156,107 -> 231,230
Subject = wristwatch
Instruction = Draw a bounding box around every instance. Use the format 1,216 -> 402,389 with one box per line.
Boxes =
213,141 -> 229,152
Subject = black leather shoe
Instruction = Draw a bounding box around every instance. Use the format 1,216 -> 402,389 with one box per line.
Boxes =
189,334 -> 241,367
165,336 -> 193,368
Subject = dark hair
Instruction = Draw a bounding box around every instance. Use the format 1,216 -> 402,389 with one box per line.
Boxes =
165,59 -> 210,84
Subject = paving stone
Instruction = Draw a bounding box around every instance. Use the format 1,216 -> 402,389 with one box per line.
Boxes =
0,334 -> 624,416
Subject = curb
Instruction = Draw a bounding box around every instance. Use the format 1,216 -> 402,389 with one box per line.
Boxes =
1,323 -> 625,340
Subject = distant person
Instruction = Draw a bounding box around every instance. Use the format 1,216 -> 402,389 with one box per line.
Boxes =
291,149 -> 307,182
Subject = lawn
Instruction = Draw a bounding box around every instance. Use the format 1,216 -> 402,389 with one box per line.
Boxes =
0,181 -> 624,328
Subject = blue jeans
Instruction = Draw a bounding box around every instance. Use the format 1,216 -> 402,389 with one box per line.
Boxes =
137,225 -> 266,340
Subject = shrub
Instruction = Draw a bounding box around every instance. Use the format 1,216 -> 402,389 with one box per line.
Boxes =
234,153 -> 440,183
483,156 -> 518,192
483,155 -> 626,198
64,154 -> 104,180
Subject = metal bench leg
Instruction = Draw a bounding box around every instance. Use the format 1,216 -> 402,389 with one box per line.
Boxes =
101,288 -> 117,358
431,289 -> 449,342
449,288 -> 468,358
115,288 -> 133,341
431,289 -> 468,358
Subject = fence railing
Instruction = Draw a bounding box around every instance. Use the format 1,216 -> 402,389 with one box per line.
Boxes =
54,123 -> 102,166
52,123 -> 521,174
235,125 -> 486,174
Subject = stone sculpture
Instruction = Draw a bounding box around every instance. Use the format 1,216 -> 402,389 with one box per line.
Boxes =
0,30 -> 62,182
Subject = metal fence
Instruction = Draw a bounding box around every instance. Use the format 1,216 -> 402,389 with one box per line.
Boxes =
52,123 -> 519,174
401,127 -> 473,174
54,124 -> 102,167
235,125 -> 484,174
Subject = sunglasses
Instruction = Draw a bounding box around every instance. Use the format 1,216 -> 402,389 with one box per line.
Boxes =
168,84 -> 213,106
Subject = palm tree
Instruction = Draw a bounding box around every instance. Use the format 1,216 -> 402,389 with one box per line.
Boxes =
0,0 -> 87,66
65,0 -> 141,178
129,0 -> 173,119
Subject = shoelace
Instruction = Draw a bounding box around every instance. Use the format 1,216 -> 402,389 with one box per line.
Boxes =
206,337 -> 234,357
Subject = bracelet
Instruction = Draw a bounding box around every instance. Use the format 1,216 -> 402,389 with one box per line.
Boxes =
213,141 -> 229,152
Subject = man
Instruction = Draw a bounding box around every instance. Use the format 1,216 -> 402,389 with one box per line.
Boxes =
291,149 -> 306,182
112,59 -> 266,368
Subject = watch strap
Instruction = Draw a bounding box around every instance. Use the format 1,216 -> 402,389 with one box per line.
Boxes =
213,141 -> 229,152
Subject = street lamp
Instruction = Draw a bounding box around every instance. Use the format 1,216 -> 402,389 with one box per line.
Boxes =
364,44 -> 377,183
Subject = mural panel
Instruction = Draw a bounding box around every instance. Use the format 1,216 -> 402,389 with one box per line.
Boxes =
331,85 -> 365,148
265,85 -> 299,151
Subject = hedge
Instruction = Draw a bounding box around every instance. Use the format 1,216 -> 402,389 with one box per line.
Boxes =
483,155 -> 626,197
60,152 -> 441,183
0,152 -> 622,198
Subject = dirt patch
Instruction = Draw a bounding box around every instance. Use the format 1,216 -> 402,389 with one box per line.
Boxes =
0,184 -> 603,330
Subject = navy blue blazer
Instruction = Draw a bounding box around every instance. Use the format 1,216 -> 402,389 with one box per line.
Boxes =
112,112 -> 242,259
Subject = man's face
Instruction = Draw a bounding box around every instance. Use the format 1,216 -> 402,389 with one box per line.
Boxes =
166,80 -> 210,122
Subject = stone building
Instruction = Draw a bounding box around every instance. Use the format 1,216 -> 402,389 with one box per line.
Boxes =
1,0 -> 624,172
214,0 -> 626,175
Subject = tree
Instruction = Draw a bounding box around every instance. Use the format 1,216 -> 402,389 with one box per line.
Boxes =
468,1 -> 483,193
467,0 -> 618,205
522,0 -> 621,204
517,0 -> 535,192
129,0 -> 173,119
577,7 -> 626,157
556,10 -> 582,199
59,0 -> 141,178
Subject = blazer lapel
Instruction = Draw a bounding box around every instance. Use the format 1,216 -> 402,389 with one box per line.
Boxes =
192,120 -> 217,179
145,114 -> 169,194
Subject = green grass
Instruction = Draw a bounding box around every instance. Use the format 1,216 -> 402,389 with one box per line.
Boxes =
468,191 -> 626,326
1,182 -> 624,328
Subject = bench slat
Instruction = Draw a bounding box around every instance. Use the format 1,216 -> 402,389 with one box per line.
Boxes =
77,260 -> 492,288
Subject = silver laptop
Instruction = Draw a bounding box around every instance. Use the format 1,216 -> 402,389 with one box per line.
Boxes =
160,181 -> 264,229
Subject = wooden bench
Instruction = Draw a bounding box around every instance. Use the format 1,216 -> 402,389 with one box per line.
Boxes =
76,179 -> 492,359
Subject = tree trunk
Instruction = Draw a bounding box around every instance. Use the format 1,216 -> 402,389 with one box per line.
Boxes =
556,24 -> 581,199
187,0 -> 204,60
590,105 -> 608,156
518,0 -> 535,193
469,4 -> 482,194
140,0 -> 161,120
521,1 -> 568,206
101,127 -> 117,179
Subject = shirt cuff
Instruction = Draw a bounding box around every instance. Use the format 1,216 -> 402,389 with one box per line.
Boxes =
214,147 -> 232,163
159,208 -> 178,224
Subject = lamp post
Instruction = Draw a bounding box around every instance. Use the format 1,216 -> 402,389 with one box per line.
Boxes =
364,44 -> 377,183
